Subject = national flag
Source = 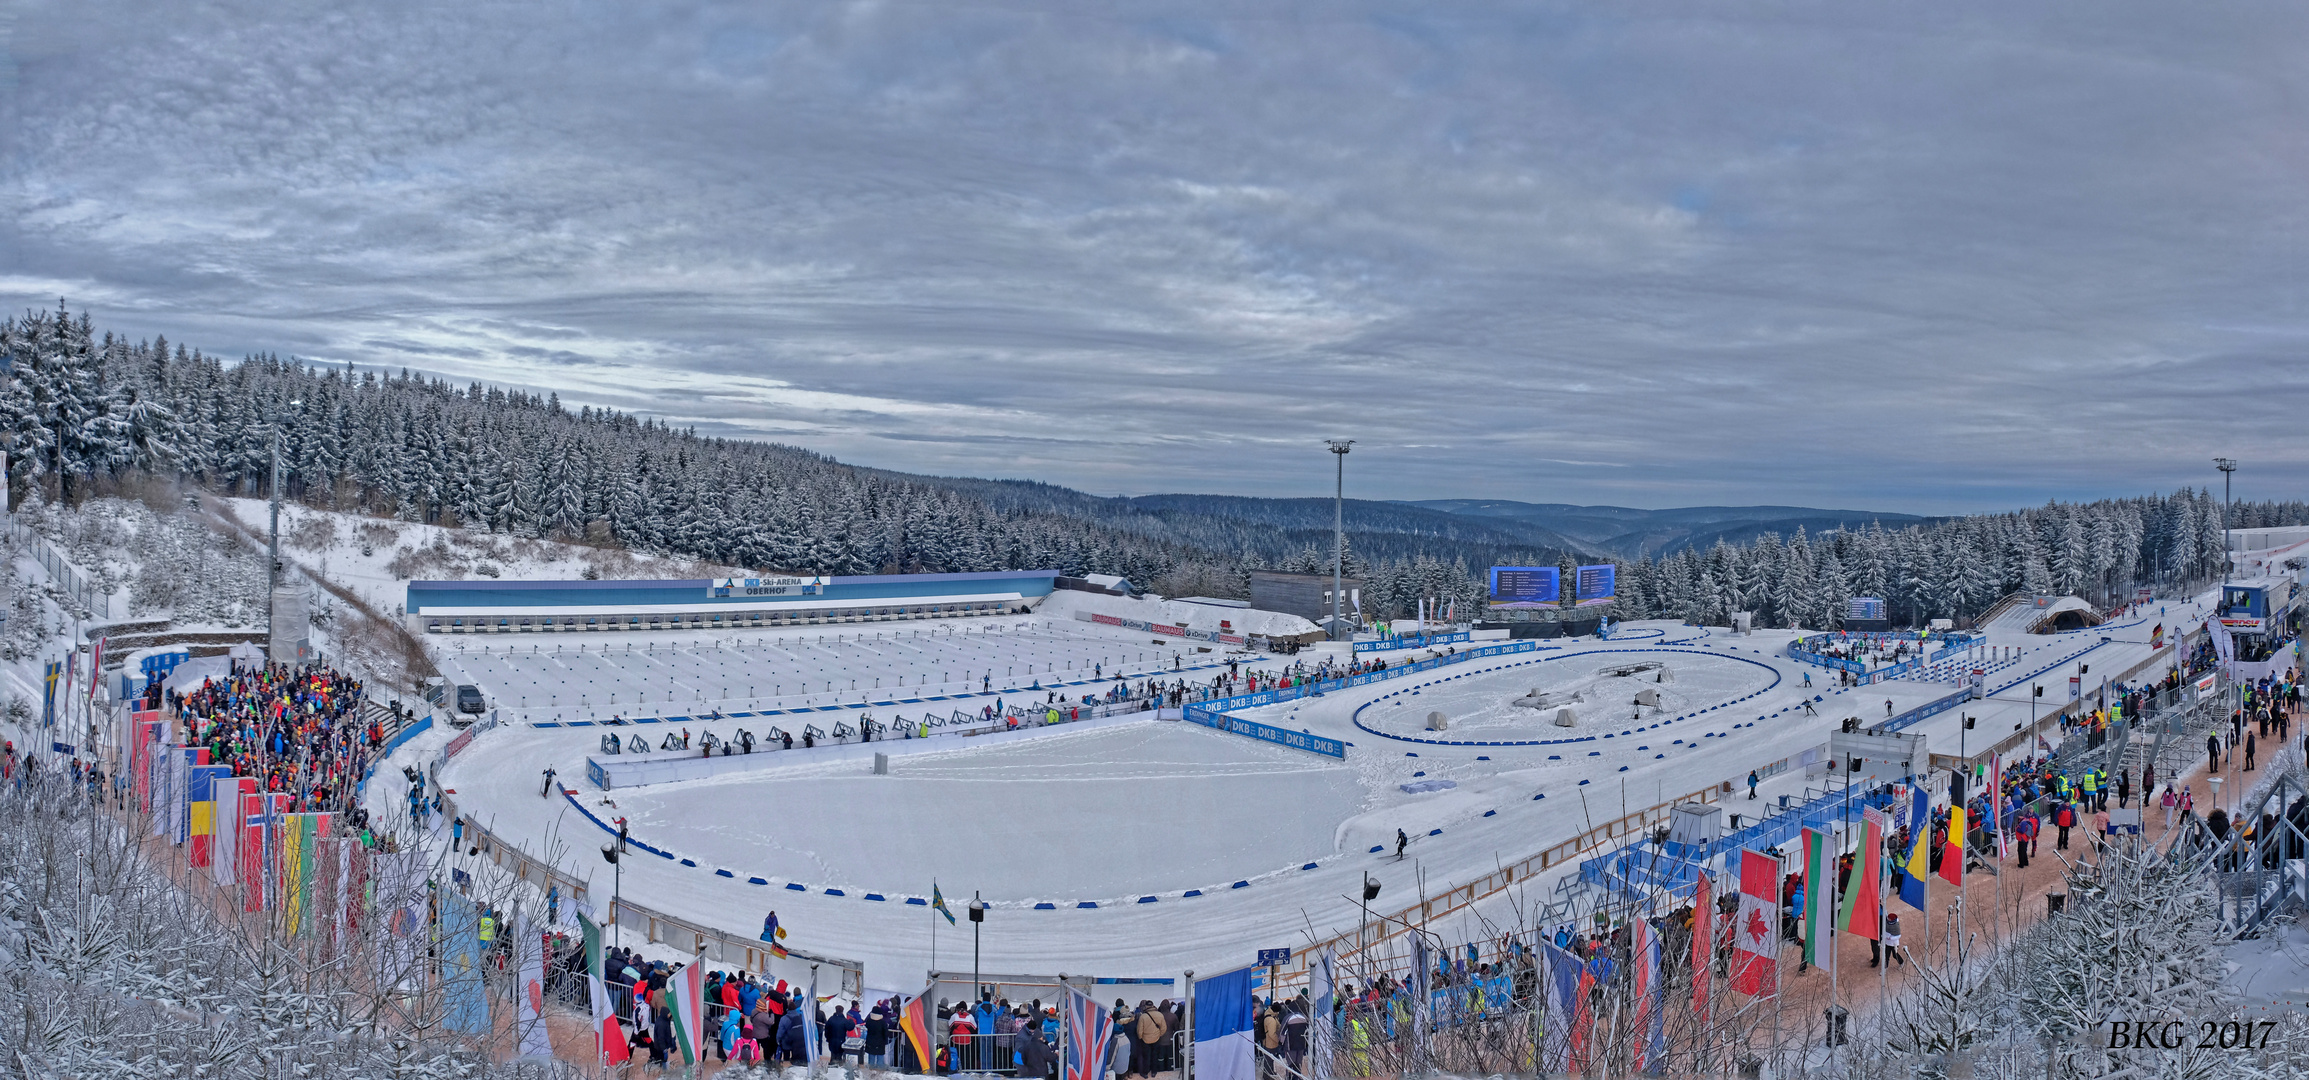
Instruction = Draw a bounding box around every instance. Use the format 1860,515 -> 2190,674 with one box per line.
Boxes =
573,910 -> 624,1061
1900,786 -> 1931,911
801,966 -> 823,1063
762,910 -> 790,958
1989,757 -> 2009,859
186,765 -> 232,867
1691,870 -> 1713,1026
211,777 -> 253,889
669,952 -> 706,1065
279,813 -> 332,937
1837,809 -> 1884,941
1631,914 -> 1664,1071
931,884 -> 957,925
515,911 -> 553,1061
1800,827 -> 1833,967
1065,986 -> 1116,1080
899,994 -> 932,1071
1540,941 -> 1581,1072
90,637 -> 105,696
1940,804 -> 1966,887
1731,849 -> 1779,998
589,975 -> 631,1065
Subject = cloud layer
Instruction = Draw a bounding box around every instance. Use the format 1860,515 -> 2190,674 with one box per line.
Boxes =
6,0 -> 2307,513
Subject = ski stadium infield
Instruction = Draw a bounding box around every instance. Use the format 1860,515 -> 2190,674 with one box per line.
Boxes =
411,615 -> 2157,991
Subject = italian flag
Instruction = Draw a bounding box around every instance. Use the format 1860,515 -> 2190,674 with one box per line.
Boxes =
576,911 -> 628,1065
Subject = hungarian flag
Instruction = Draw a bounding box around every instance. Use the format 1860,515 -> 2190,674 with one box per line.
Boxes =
1900,785 -> 1931,911
1837,808 -> 1885,941
577,910 -> 628,1063
1731,849 -> 1779,998
1800,827 -> 1833,967
1690,869 -> 1713,1024
1940,805 -> 1966,887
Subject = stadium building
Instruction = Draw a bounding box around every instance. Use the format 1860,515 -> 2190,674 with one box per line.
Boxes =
404,570 -> 1065,634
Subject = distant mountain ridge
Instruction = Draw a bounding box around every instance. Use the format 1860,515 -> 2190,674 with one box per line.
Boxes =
1402,500 -> 1935,558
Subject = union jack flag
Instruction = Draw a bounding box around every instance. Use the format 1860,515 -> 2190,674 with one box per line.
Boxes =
1063,987 -> 1114,1080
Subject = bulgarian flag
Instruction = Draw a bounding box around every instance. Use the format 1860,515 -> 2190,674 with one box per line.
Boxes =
668,952 -> 706,1065
1837,808 -> 1885,941
576,910 -> 629,1065
1730,849 -> 1779,998
1940,805 -> 1966,887
1800,827 -> 1834,968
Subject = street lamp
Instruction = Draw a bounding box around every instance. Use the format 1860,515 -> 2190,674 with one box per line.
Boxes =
1329,440 -> 1354,641
968,894 -> 986,1005
600,842 -> 622,948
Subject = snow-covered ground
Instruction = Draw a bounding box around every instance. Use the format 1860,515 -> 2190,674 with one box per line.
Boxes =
436,617 -> 1221,724
430,616 -> 2149,989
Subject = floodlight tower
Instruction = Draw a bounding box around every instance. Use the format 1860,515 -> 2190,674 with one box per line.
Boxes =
1328,440 -> 1354,640
2214,458 -> 2237,585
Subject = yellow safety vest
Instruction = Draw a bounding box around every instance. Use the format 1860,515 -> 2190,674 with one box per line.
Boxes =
478,915 -> 496,943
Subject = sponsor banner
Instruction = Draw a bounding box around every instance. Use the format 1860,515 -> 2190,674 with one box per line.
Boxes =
2219,616 -> 2265,632
1077,609 -> 1240,644
1354,632 -> 1469,653
1185,711 -> 1346,759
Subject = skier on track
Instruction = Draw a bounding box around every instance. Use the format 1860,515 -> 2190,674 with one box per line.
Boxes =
1395,829 -> 1409,859
540,766 -> 556,798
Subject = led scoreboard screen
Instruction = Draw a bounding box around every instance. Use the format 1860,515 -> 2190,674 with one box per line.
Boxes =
1489,566 -> 1561,608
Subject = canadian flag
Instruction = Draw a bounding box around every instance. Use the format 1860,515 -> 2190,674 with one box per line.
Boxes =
1731,848 -> 1780,998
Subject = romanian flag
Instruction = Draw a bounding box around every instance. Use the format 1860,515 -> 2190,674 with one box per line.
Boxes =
1940,804 -> 1966,887
1837,808 -> 1884,940
1800,827 -> 1833,967
187,765 -> 233,867
1899,786 -> 1931,911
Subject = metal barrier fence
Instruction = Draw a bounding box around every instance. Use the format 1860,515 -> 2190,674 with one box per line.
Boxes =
449,786 -> 870,993
4,514 -> 110,618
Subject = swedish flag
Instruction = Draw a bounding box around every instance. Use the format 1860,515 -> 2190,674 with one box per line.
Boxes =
932,883 -> 957,925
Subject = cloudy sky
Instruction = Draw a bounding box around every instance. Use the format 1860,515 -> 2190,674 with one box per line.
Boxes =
5,1 -> 2306,513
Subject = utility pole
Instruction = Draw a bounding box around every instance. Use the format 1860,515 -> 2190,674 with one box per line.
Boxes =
1329,440 -> 1353,641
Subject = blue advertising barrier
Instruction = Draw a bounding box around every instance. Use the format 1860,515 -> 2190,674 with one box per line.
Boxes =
1354,632 -> 1470,653
1186,711 -> 1346,758
355,713 -> 434,800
